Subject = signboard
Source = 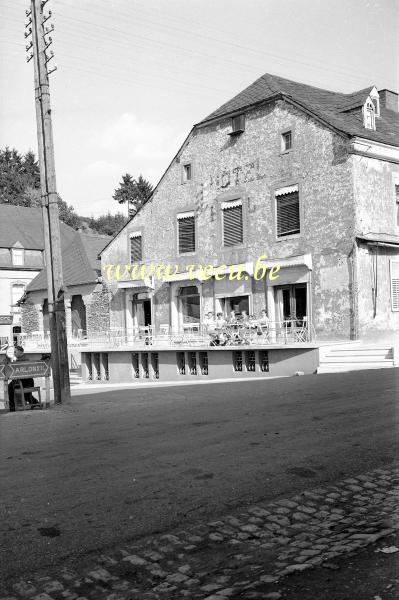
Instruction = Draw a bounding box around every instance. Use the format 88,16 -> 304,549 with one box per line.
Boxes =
0,364 -> 5,379
0,315 -> 13,325
8,361 -> 50,380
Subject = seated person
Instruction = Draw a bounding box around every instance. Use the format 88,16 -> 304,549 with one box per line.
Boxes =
258,309 -> 269,325
240,310 -> 249,324
214,312 -> 228,345
215,312 -> 227,329
203,311 -> 216,332
228,310 -> 237,323
8,345 -> 39,411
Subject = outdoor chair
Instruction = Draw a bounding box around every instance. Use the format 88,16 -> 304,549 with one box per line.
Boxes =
13,381 -> 44,410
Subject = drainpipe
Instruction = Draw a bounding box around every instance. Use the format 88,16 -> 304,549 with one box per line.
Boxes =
350,239 -> 360,340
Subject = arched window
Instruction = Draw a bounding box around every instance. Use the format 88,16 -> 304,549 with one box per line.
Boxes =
363,99 -> 376,130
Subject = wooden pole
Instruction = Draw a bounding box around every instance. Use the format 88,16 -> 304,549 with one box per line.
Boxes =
31,0 -> 70,403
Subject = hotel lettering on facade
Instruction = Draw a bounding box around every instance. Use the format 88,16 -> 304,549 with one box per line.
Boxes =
101,74 -> 399,343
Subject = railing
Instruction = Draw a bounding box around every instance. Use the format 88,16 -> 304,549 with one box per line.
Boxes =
17,320 -> 315,351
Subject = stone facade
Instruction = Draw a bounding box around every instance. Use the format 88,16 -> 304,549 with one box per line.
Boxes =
20,299 -> 40,334
102,97 -> 378,341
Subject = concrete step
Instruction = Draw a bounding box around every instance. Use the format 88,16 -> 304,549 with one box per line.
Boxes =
317,344 -> 395,374
318,362 -> 394,373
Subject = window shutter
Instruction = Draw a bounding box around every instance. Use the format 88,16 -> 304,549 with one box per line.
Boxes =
178,215 -> 195,253
391,261 -> 399,311
130,235 -> 142,262
223,204 -> 243,246
276,191 -> 300,237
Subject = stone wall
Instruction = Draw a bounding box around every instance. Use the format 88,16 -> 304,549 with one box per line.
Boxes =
21,300 -> 40,334
86,283 -> 111,334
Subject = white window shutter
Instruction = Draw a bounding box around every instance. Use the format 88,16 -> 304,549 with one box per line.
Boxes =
391,261 -> 399,311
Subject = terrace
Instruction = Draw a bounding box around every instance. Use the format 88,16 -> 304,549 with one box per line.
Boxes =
17,318 -> 315,352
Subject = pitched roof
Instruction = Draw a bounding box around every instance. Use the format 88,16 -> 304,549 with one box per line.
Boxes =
198,73 -> 399,147
0,205 -> 47,249
79,233 -> 110,272
26,230 -> 100,293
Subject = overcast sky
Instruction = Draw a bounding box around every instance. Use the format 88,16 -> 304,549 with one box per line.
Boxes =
1,0 -> 398,218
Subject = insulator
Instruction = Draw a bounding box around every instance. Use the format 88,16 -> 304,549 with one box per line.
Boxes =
43,10 -> 52,24
24,27 -> 32,38
25,9 -> 32,17
25,18 -> 32,27
45,50 -> 54,63
44,24 -> 55,36
25,41 -> 33,51
26,53 -> 33,63
47,64 -> 57,75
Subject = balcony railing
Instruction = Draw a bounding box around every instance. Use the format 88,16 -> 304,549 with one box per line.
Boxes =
17,320 -> 315,351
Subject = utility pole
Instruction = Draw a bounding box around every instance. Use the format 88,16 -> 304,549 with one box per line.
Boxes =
26,0 -> 70,403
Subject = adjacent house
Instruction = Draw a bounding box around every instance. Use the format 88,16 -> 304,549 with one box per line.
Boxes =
0,206 -> 46,345
99,73 -> 399,345
0,206 -> 109,354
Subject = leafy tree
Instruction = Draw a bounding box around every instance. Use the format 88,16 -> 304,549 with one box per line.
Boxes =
86,212 -> 128,236
113,173 -> 153,217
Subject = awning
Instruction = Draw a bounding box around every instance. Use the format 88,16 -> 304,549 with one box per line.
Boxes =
275,184 -> 299,197
257,253 -> 312,271
117,276 -> 154,290
177,211 -> 195,219
163,262 -> 254,283
221,199 -> 242,210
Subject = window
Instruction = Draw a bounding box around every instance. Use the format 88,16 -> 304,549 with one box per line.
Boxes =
230,114 -> 245,135
188,352 -> 197,375
141,352 -> 149,378
222,199 -> 243,246
177,352 -> 186,375
395,185 -> 399,227
11,283 -> 25,314
177,212 -> 195,253
245,350 -> 256,372
199,351 -> 208,375
130,232 -> 142,262
259,351 -> 269,372
281,130 -> 292,152
233,351 -> 243,372
151,353 -> 159,379
179,285 -> 200,324
12,248 -> 24,266
182,163 -> 192,182
363,99 -> 376,130
132,353 -> 139,378
391,261 -> 399,312
275,186 -> 300,237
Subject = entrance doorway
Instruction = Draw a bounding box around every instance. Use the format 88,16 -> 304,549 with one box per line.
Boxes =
134,297 -> 152,327
71,295 -> 87,337
220,295 -> 250,317
275,284 -> 307,322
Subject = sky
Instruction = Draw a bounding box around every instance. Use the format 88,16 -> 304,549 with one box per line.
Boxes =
0,0 -> 398,218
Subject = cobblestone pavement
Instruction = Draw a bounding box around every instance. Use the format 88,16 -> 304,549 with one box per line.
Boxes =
1,463 -> 398,600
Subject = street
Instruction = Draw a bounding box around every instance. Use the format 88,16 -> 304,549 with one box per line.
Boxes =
0,369 -> 398,588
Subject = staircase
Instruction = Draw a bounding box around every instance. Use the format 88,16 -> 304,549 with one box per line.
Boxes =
317,343 -> 395,374
69,370 -> 82,386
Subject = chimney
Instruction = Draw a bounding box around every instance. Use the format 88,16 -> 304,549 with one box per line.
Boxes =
379,89 -> 398,112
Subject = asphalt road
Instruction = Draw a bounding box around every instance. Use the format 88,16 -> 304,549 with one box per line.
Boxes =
0,369 -> 398,580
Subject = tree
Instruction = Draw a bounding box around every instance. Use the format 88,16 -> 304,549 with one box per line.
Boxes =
0,147 -> 80,228
86,212 -> 128,236
113,173 -> 153,217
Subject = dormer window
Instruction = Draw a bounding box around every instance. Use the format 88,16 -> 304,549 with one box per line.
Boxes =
363,99 -> 376,130
370,87 -> 380,116
229,114 -> 245,136
12,247 -> 24,266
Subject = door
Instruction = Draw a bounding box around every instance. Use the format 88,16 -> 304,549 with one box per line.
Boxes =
275,284 -> 307,322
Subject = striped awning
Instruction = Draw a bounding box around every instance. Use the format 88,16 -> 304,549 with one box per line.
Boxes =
275,184 -> 299,197
221,199 -> 242,210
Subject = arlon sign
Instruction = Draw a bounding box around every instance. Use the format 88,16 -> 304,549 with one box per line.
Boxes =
0,361 -> 50,380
